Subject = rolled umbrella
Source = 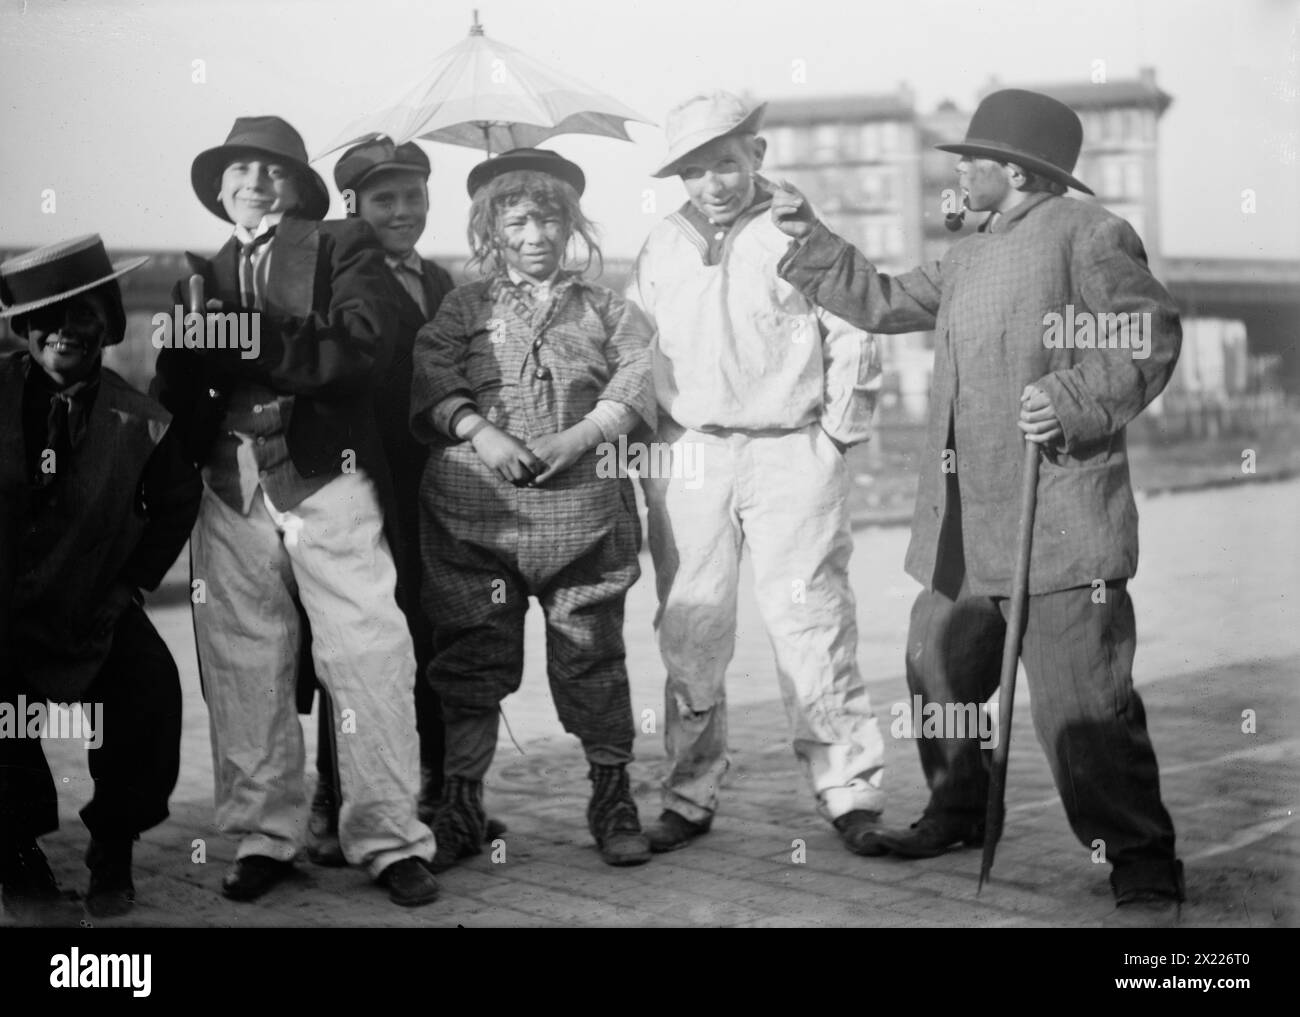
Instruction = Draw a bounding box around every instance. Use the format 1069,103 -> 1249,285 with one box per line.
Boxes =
978,438 -> 1041,893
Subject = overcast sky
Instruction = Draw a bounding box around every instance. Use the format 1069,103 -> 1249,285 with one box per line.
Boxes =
0,0 -> 1295,261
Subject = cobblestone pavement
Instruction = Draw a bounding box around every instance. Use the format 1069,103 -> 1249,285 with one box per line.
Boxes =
6,478 -> 1296,928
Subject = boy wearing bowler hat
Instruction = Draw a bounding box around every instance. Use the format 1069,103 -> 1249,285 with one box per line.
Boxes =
300,138 -> 460,865
152,115 -> 439,907
0,235 -> 202,920
772,89 -> 1185,923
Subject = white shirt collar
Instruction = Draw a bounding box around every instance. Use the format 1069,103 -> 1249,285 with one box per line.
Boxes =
233,211 -> 284,246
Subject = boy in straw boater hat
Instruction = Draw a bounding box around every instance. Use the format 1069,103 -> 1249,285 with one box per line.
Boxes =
625,91 -> 889,857
151,115 -> 439,907
410,148 -> 657,870
772,89 -> 1185,924
0,235 -> 202,920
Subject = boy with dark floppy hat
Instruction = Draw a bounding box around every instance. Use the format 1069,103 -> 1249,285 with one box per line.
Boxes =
410,147 -> 657,869
0,235 -> 202,920
772,89 -> 1185,924
152,115 -> 440,907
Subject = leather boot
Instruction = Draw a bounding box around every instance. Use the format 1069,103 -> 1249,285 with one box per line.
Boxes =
428,776 -> 486,874
587,764 -> 650,866
85,838 -> 135,918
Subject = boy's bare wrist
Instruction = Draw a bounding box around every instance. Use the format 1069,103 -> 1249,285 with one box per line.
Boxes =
455,411 -> 490,442
572,419 -> 603,450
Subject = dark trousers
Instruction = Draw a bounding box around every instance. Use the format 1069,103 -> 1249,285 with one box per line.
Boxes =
0,601 -> 181,843
905,578 -> 1183,899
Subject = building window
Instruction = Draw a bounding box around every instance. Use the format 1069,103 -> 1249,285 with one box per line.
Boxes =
1108,109 -> 1126,143
879,120 -> 897,155
1101,159 -> 1124,198
813,124 -> 839,161
861,122 -> 880,161
1123,160 -> 1143,198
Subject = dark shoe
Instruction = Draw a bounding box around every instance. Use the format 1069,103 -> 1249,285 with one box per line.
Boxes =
833,810 -> 889,857
1,836 -> 63,917
85,839 -> 135,918
1104,892 -> 1182,928
377,857 -> 440,907
876,813 -> 985,859
428,776 -> 486,874
645,810 -> 711,854
221,855 -> 293,902
306,778 -> 346,868
587,764 -> 651,866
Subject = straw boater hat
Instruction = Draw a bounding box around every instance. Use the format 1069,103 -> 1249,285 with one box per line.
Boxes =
466,148 -> 586,197
936,89 -> 1094,195
651,91 -> 767,179
0,235 -> 146,345
333,137 -> 431,196
191,115 -> 331,222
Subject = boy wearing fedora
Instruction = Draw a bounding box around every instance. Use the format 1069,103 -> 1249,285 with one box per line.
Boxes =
301,138 -> 460,866
0,235 -> 202,919
772,89 -> 1185,922
626,91 -> 889,857
152,116 -> 439,907
411,148 -> 657,869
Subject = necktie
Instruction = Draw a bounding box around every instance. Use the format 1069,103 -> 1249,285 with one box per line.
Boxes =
40,376 -> 98,486
239,227 -> 276,309
386,254 -> 428,317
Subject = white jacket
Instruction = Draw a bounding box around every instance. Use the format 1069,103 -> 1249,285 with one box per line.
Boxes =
627,192 -> 881,446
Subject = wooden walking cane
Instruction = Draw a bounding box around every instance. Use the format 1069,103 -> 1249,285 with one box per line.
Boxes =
978,438 -> 1041,893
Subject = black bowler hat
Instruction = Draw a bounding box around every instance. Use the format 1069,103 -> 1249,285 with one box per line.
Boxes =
0,234 -> 144,346
191,115 -> 332,222
937,89 -> 1093,195
333,137 -> 431,196
466,148 -> 586,198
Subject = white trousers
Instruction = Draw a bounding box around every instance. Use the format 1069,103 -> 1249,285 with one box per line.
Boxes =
643,422 -> 886,823
191,471 -> 435,877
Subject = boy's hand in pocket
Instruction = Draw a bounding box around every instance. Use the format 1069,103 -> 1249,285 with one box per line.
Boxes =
527,420 -> 602,485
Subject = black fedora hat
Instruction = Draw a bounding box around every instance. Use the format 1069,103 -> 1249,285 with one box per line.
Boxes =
191,116 -> 332,222
333,137 -> 431,196
0,234 -> 145,346
937,89 -> 1093,195
466,148 -> 585,198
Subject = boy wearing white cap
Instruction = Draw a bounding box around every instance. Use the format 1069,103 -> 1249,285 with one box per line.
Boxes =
626,91 -> 888,855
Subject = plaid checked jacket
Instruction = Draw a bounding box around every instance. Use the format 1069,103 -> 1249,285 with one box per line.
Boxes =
410,272 -> 656,547
780,193 -> 1182,596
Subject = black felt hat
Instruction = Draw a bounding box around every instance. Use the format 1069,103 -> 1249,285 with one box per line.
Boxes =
466,148 -> 586,197
936,89 -> 1093,195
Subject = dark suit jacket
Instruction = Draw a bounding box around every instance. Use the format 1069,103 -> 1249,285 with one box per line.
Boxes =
151,215 -> 396,486
371,257 -> 455,607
